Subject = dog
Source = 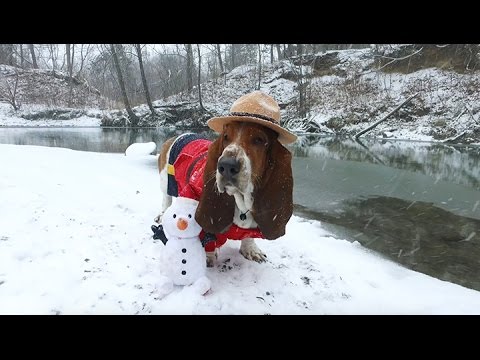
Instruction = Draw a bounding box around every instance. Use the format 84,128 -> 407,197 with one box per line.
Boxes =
155,91 -> 297,267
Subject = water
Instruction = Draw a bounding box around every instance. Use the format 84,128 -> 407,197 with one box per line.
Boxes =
1,127 -> 480,291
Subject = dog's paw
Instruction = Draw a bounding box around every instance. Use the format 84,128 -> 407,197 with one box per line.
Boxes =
240,240 -> 267,263
206,250 -> 218,268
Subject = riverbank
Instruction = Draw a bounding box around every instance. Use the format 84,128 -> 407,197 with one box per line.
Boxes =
1,143 -> 480,314
2,46 -> 479,144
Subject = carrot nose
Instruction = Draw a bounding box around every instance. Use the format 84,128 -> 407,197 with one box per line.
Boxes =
177,218 -> 188,231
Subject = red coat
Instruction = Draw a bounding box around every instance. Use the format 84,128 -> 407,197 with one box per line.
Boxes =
170,138 -> 264,251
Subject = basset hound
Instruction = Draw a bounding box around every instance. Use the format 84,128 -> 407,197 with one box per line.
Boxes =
155,91 -> 296,267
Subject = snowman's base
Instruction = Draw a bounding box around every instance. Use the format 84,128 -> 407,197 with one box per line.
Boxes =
155,275 -> 211,298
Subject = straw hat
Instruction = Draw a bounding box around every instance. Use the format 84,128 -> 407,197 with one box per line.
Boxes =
207,91 -> 297,144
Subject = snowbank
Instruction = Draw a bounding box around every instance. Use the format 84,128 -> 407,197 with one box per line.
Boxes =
1,144 -> 479,314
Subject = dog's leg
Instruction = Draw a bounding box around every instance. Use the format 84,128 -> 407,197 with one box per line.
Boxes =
240,238 -> 267,262
154,168 -> 172,224
206,249 -> 218,268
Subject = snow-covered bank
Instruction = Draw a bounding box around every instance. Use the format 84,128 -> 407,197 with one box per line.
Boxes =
0,103 -> 102,127
2,45 -> 480,144
109,46 -> 478,144
1,144 -> 479,314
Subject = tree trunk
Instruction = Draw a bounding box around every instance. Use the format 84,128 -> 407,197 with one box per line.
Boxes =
354,93 -> 420,139
66,44 -> 71,74
110,44 -> 139,126
286,44 -> 294,58
0,45 -> 14,65
297,43 -> 304,57
186,44 -> 194,92
297,44 -> 306,118
29,44 -> 38,69
135,44 -> 155,115
270,44 -> 274,63
196,44 -> 205,111
230,44 -> 235,70
257,44 -> 262,90
276,44 -> 282,60
216,44 -> 224,74
66,44 -> 74,106
20,44 -> 24,68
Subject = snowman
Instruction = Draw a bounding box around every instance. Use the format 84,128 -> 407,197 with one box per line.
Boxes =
151,197 -> 214,297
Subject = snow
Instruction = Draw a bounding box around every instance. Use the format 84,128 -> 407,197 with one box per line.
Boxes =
125,141 -> 157,156
1,143 -> 480,314
0,103 -> 102,127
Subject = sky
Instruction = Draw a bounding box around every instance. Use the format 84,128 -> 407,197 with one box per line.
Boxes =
1,143 -> 479,314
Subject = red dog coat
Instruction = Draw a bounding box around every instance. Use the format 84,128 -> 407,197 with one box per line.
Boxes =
167,134 -> 264,252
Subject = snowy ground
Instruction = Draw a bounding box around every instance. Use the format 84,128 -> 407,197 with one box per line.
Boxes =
0,103 -> 102,127
1,143 -> 480,314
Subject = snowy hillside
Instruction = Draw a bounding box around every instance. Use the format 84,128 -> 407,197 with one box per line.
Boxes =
1,143 -> 480,314
2,45 -> 480,144
0,65 -> 105,108
104,45 -> 480,144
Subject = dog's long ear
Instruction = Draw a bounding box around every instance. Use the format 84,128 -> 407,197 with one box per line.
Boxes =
195,137 -> 235,234
253,140 -> 293,240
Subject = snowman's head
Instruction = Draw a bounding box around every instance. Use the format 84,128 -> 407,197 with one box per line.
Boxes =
162,197 -> 202,238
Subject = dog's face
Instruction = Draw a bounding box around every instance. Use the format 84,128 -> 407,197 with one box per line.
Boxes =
196,120 -> 294,240
216,121 -> 277,196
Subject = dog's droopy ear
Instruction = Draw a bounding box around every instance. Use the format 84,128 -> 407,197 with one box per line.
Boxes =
253,140 -> 293,240
195,137 -> 235,234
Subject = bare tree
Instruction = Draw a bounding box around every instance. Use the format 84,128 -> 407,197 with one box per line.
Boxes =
0,69 -> 21,111
77,44 -> 93,78
216,44 -> 224,74
29,44 -> 38,69
110,44 -> 139,126
297,44 -> 307,118
134,44 -> 155,115
0,45 -> 14,65
66,44 -> 74,106
19,44 -> 24,68
270,44 -> 274,63
185,44 -> 194,92
276,44 -> 283,60
297,43 -> 304,57
230,44 -> 236,70
257,44 -> 262,90
196,44 -> 205,111
286,44 -> 295,58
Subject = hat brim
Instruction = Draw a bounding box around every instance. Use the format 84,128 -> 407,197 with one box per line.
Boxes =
207,115 -> 297,145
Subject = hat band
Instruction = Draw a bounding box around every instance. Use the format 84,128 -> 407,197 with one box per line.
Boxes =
229,112 -> 279,125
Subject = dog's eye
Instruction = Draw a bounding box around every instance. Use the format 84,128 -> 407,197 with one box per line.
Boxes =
173,214 -> 176,218
188,214 -> 192,218
223,133 -> 229,142
253,136 -> 265,145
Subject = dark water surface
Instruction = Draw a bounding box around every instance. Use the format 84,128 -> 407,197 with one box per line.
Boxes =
1,127 -> 479,291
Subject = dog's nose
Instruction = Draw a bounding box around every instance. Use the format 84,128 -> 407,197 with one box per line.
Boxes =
217,157 -> 240,182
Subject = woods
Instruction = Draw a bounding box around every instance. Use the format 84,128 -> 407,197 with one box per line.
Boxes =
0,44 -> 479,142
0,44 -> 348,110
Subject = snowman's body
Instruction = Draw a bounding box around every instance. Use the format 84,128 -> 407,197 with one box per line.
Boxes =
154,197 -> 211,297
162,233 -> 206,286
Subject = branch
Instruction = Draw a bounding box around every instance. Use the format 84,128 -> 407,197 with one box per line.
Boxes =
360,47 -> 424,77
354,92 -> 420,139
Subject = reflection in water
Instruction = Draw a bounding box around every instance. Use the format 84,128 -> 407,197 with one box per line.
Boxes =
295,197 -> 480,291
292,135 -> 480,190
0,127 -> 215,154
1,128 -> 480,291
